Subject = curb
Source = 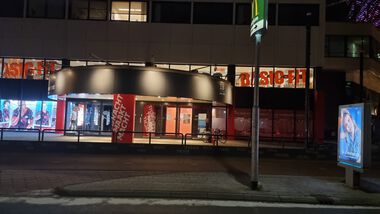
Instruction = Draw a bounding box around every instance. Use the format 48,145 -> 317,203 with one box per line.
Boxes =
54,187 -> 380,207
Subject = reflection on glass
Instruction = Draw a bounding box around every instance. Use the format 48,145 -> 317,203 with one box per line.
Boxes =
347,37 -> 362,58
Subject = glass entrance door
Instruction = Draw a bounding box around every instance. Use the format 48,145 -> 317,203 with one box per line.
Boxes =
83,101 -> 101,135
179,107 -> 192,134
165,106 -> 177,133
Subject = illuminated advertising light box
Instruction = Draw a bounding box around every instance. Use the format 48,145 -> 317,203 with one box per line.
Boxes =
338,103 -> 371,170
0,99 -> 57,130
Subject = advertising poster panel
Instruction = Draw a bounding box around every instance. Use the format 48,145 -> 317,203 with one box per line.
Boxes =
0,99 -> 56,129
338,103 -> 371,169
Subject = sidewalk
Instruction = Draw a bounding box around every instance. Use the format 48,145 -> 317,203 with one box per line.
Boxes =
56,172 -> 380,206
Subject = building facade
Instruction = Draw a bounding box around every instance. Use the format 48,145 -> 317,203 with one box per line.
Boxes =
0,0 -> 378,145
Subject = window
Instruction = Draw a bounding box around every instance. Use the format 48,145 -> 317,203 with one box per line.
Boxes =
2,58 -> 24,79
0,58 -> 3,78
152,2 -> 191,24
0,0 -> 24,17
70,0 -> 107,20
27,0 -> 66,19
326,3 -> 350,22
193,2 -> 233,25
278,4 -> 319,26
235,3 -> 276,25
347,36 -> 362,57
325,36 -> 345,57
89,0 -> 107,20
111,1 -> 147,22
235,3 -> 250,25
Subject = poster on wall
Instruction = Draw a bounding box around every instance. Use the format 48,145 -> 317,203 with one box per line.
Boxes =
0,99 -> 57,129
143,104 -> 157,134
338,103 -> 371,169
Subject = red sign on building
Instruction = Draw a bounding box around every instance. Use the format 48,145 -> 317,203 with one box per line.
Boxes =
112,94 -> 135,143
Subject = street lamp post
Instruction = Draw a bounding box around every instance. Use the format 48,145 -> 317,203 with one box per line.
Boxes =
251,32 -> 262,190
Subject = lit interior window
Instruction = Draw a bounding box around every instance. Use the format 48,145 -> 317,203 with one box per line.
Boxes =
111,1 -> 147,22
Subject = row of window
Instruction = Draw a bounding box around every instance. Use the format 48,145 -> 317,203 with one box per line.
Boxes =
0,57 -> 314,89
0,0 -> 320,26
325,35 -> 380,60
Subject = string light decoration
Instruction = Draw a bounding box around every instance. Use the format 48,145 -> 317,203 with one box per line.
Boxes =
347,0 -> 380,27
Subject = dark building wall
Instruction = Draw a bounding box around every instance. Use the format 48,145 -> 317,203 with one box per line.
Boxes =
316,70 -> 346,138
0,79 -> 49,100
234,87 -> 314,110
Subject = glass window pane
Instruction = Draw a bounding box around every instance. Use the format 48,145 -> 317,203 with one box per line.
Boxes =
0,58 -> 3,78
347,36 -> 362,58
274,67 -> 296,88
170,64 -> 190,71
295,68 -> 314,89
257,67 -> 274,88
45,60 -> 62,80
268,3 -> 276,25
70,0 -> 89,19
89,0 -> 107,20
362,37 -> 370,58
46,0 -> 66,19
326,36 -> 345,57
212,65 -> 227,79
193,3 -> 233,25
0,0 -> 24,17
27,0 -> 45,18
190,65 -> 211,74
156,64 -> 170,68
112,1 -> 130,21
87,61 -> 107,65
3,58 -> 23,79
24,59 -> 45,80
130,1 -> 147,22
109,62 -> 127,65
129,62 -> 145,66
152,2 -> 191,24
235,66 -> 252,87
278,4 -> 319,26
70,60 -> 87,66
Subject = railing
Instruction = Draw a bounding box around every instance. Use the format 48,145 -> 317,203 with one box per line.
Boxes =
0,128 -> 41,141
114,130 -> 184,145
0,128 -> 307,149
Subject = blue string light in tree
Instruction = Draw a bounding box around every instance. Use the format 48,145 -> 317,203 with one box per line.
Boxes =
347,0 -> 380,27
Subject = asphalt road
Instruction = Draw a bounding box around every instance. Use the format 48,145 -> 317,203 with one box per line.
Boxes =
0,197 -> 379,214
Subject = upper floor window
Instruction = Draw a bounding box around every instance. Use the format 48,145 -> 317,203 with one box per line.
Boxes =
152,1 -> 191,24
27,0 -> 66,19
70,0 -> 108,20
111,1 -> 147,22
278,4 -> 319,26
193,2 -> 233,25
0,0 -> 24,18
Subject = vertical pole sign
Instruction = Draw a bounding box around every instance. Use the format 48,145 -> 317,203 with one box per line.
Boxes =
250,0 -> 268,190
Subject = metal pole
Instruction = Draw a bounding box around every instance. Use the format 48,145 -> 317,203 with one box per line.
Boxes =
251,33 -> 261,190
305,12 -> 311,148
360,51 -> 364,102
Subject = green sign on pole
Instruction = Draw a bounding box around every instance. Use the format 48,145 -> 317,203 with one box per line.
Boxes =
250,0 -> 268,37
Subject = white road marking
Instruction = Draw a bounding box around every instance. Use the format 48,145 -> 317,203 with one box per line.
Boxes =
0,197 -> 379,209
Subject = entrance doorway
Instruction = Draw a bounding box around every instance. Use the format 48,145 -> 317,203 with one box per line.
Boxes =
65,99 -> 112,135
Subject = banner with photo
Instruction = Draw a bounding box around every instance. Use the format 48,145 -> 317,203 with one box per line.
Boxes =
0,99 -> 57,129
